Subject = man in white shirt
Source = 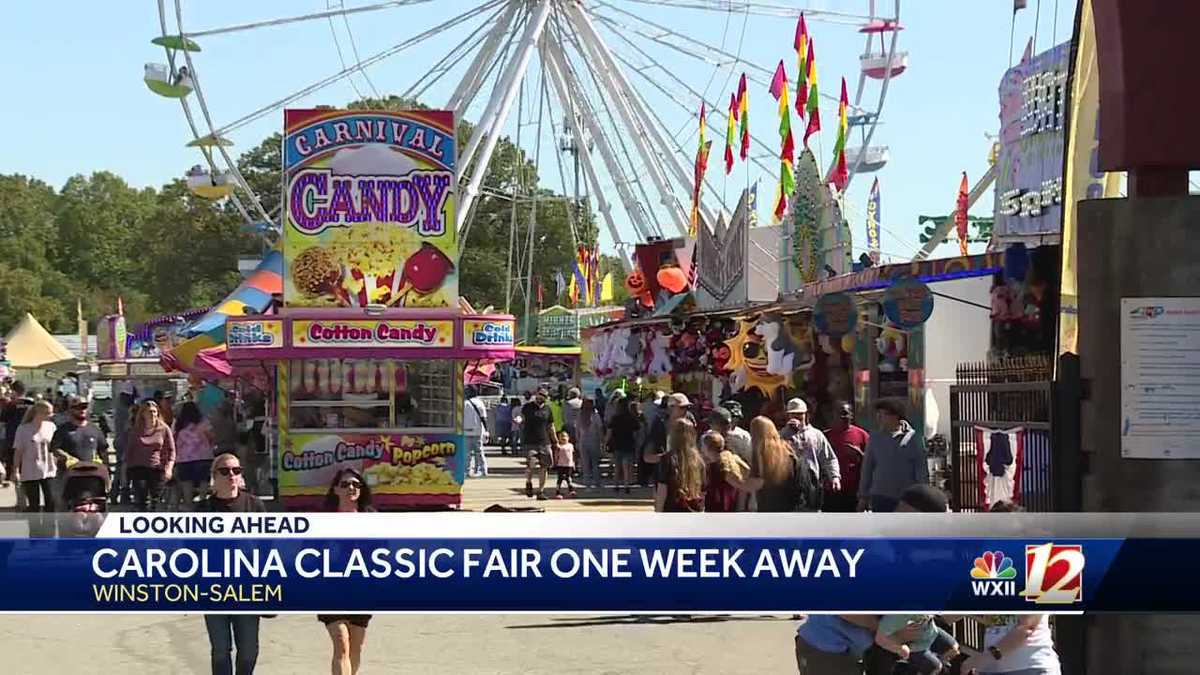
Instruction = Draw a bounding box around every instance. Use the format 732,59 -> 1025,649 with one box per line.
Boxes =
463,394 -> 490,478
780,398 -> 841,492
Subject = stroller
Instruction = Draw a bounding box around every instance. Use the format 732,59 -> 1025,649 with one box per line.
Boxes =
61,462 -> 109,537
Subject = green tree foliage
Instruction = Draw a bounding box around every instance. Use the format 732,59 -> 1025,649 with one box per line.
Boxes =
0,96 -> 611,336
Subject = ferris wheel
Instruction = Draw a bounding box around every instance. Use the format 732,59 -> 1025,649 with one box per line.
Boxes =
145,0 -> 905,262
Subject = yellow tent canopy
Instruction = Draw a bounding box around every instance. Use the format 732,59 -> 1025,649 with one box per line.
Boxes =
5,313 -> 76,369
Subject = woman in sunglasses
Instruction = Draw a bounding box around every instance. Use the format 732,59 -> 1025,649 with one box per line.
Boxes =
200,453 -> 265,675
319,468 -> 375,675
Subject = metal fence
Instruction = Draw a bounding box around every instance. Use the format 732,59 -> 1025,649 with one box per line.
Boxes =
949,356 -> 1054,512
948,356 -> 1055,655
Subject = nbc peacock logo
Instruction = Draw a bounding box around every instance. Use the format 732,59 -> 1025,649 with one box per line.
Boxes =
970,550 -> 1018,597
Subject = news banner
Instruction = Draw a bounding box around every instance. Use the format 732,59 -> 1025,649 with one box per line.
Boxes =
0,513 -> 1194,613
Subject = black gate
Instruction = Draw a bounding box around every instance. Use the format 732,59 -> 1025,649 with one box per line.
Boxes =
949,356 -> 1055,512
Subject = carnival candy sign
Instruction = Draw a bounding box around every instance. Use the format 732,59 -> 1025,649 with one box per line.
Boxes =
283,110 -> 458,308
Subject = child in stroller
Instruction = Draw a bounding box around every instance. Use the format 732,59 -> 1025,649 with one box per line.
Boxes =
61,462 -> 108,537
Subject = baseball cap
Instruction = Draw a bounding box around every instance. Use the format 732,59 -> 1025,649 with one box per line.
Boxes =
708,406 -> 733,425
67,395 -> 88,409
785,398 -> 808,414
668,392 -> 692,408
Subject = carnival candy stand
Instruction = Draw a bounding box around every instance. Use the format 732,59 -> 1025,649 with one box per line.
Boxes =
223,108 -> 514,510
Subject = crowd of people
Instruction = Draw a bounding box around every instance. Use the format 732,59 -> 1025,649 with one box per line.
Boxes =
486,385 -> 1061,674
485,384 -> 930,516
0,378 -> 259,517
0,377 -> 1061,674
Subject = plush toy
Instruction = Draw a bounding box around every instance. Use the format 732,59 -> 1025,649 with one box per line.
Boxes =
612,327 -> 638,375
648,329 -> 672,377
754,318 -> 796,376
840,333 -> 856,354
787,317 -> 817,371
875,326 -> 907,373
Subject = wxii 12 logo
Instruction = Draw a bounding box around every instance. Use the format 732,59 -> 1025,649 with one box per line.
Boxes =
1022,543 -> 1085,604
970,544 -> 1085,604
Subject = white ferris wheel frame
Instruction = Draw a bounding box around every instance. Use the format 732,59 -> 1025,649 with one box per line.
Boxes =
154,0 -> 902,261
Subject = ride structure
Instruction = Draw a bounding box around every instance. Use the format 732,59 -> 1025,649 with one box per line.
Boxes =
146,0 -> 905,311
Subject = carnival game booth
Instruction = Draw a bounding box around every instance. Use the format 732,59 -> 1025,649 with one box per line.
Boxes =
224,310 -> 514,510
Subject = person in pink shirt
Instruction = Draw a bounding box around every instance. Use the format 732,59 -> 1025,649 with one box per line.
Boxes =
124,400 -> 176,512
173,402 -> 214,509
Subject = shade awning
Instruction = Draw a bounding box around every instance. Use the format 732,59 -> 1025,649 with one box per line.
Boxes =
4,313 -> 76,368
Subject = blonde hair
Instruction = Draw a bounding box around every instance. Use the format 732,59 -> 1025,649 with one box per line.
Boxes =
749,416 -> 792,485
666,418 -> 705,502
21,400 -> 53,424
210,452 -> 241,477
701,431 -> 724,454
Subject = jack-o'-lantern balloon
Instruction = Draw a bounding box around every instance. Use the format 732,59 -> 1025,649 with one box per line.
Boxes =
656,265 -> 689,294
625,270 -> 654,308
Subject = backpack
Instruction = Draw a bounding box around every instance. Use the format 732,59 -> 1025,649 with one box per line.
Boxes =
791,454 -> 822,512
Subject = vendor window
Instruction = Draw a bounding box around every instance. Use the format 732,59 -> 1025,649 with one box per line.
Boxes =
287,358 -> 455,432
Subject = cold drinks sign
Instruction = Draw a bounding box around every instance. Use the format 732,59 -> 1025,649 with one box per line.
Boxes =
283,110 -> 458,309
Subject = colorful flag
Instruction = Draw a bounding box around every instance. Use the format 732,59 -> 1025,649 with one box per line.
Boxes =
866,178 -> 881,264
724,92 -> 737,175
590,249 -> 602,306
599,272 -> 614,303
737,73 -> 750,161
691,102 -> 712,236
803,40 -> 821,147
830,77 -> 850,191
769,60 -> 795,222
955,171 -> 970,256
794,14 -> 809,117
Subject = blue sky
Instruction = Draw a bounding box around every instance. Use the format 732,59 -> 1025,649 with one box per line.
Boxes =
1,1 -> 1075,261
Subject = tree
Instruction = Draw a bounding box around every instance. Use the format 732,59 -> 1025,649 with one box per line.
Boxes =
0,174 -> 70,329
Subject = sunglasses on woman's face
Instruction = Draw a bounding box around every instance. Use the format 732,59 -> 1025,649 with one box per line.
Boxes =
339,479 -> 362,490
216,466 -> 243,477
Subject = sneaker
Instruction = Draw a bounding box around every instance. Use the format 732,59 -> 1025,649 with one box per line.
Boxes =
536,492 -> 548,501
568,490 -> 577,498
554,493 -> 564,500
624,486 -> 631,495
525,482 -> 534,498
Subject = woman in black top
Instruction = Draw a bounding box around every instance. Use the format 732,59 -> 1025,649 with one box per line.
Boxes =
319,468 -> 375,675
605,398 -> 641,494
200,453 -> 265,675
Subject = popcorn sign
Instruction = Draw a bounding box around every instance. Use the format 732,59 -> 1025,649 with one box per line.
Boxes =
280,432 -> 465,508
283,110 -> 458,308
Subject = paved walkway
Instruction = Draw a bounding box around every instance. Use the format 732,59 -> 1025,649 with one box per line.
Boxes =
0,447 -> 802,673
